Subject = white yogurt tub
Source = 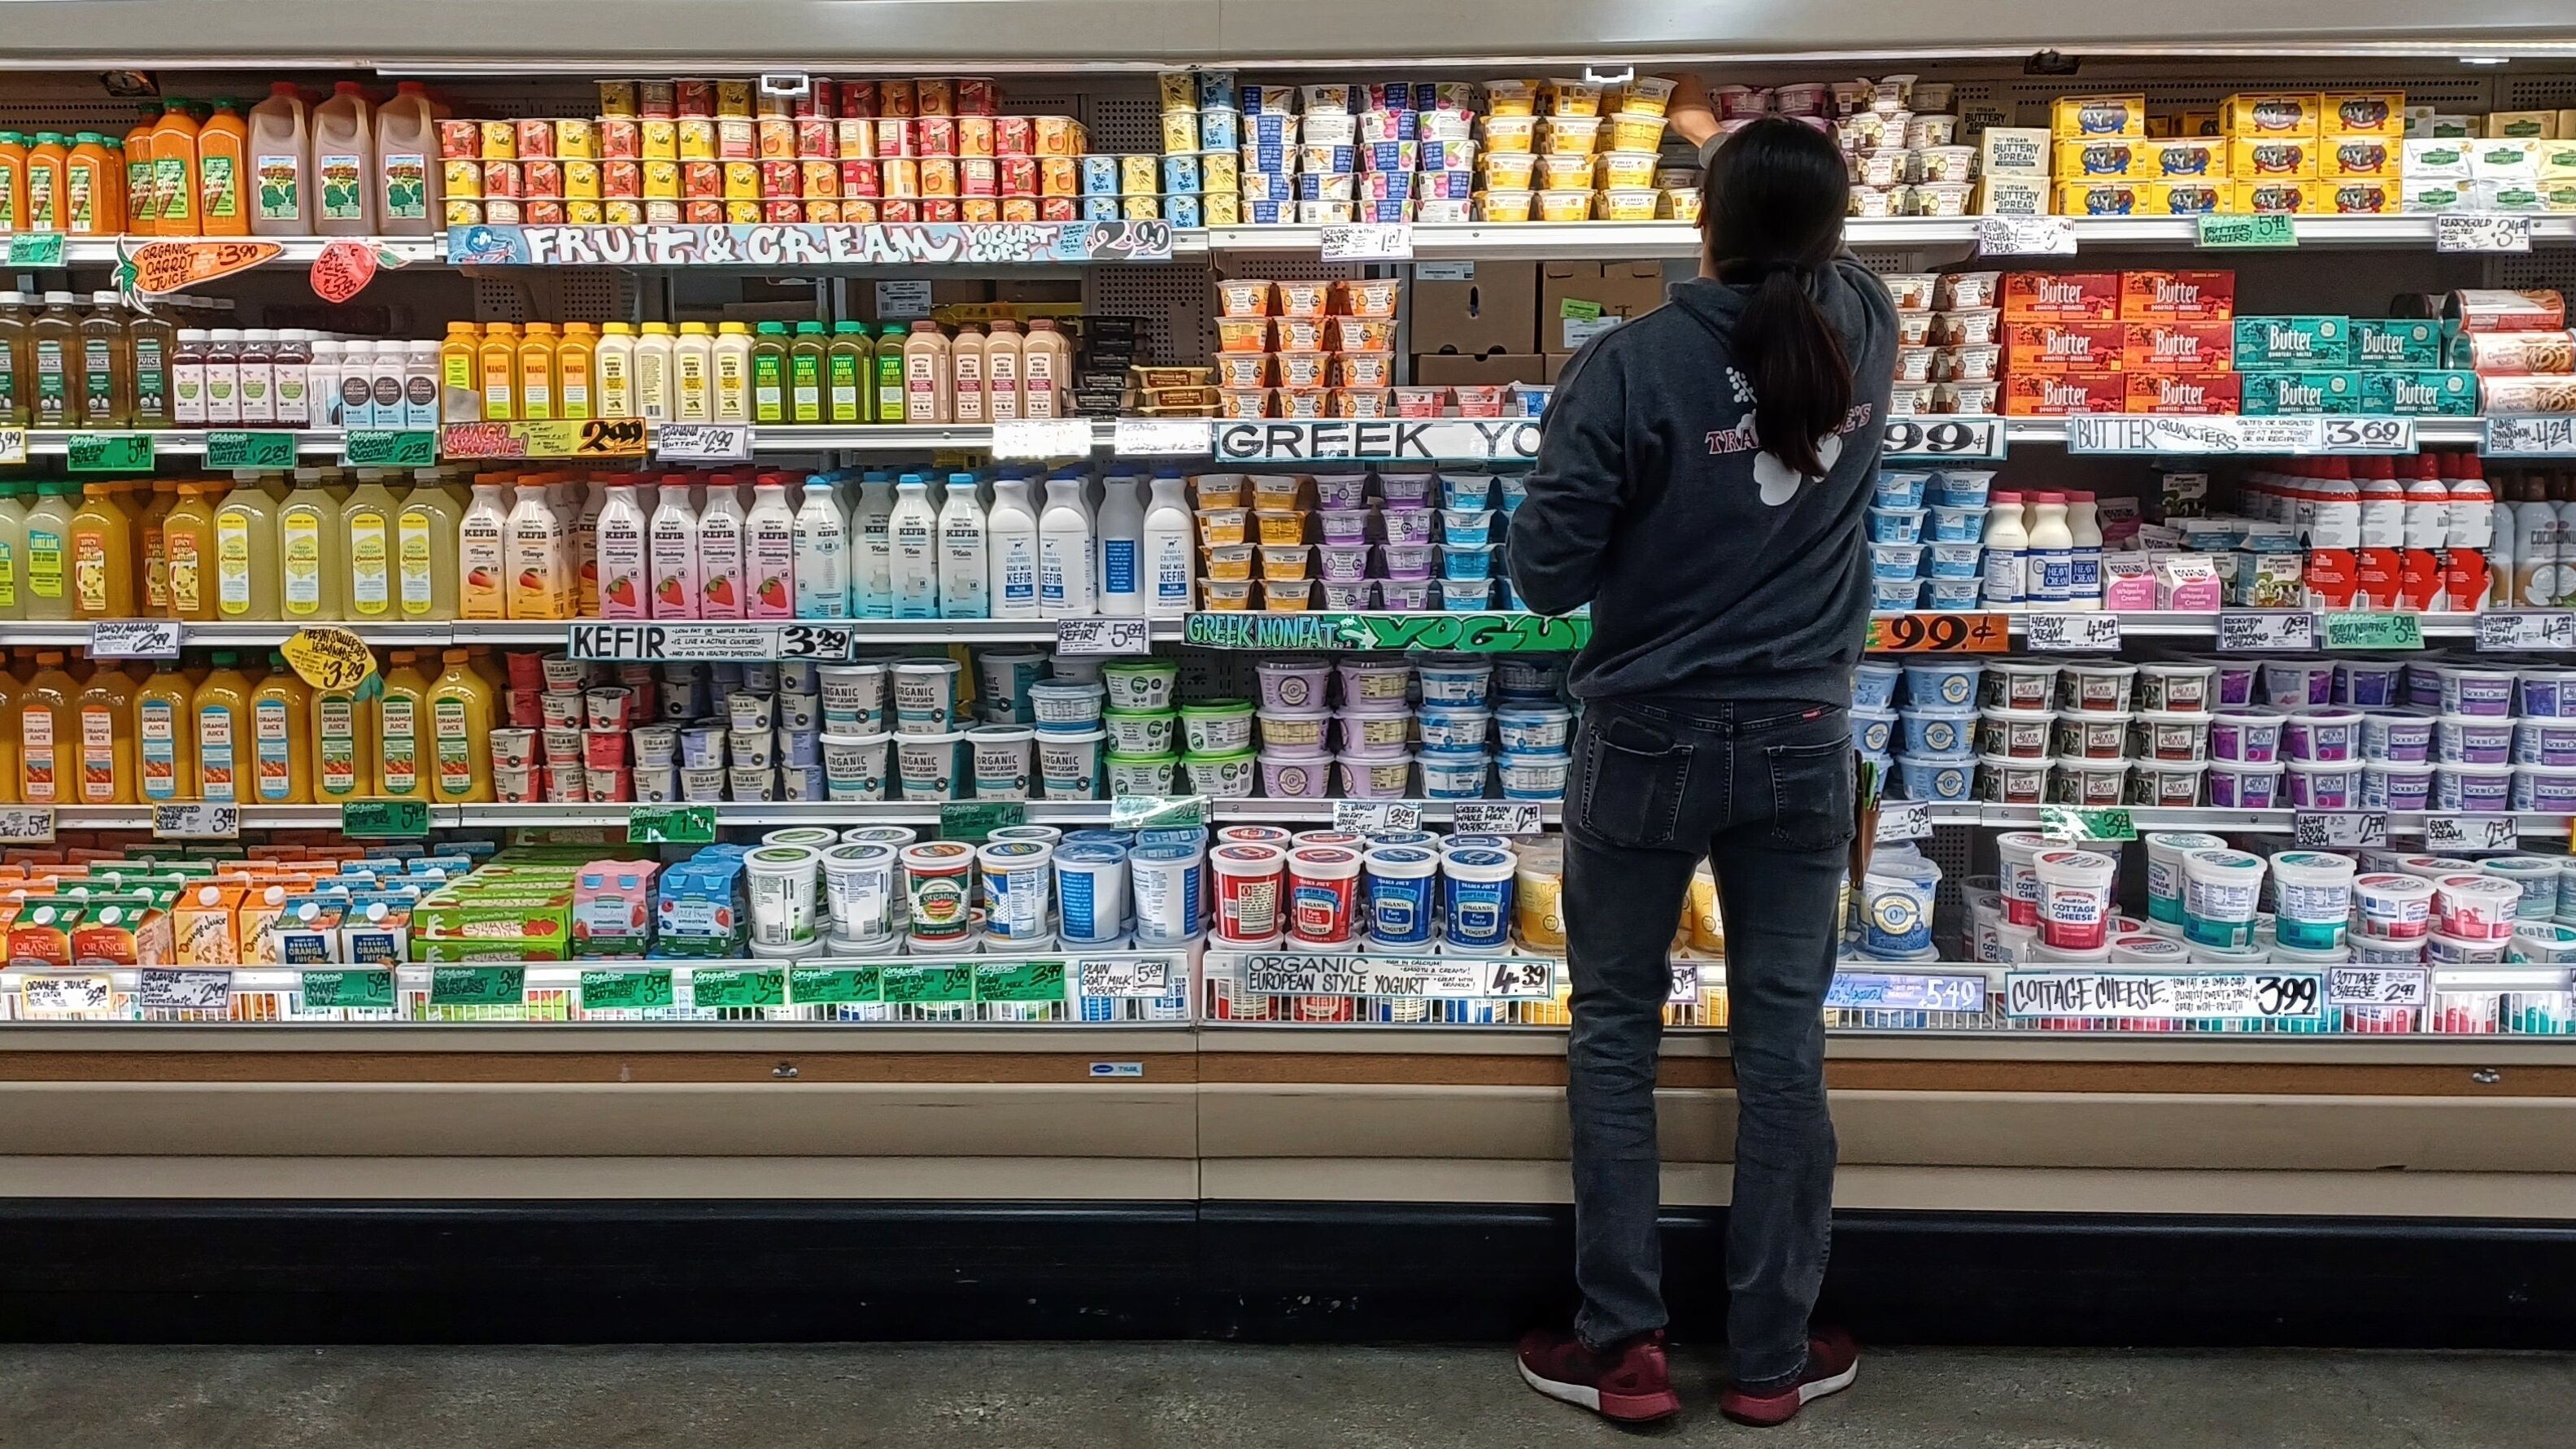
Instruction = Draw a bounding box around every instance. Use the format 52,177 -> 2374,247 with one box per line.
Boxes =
2135,661 -> 2217,714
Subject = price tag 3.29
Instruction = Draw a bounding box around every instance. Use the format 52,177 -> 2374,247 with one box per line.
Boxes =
1054,617 -> 1153,657
2294,810 -> 2389,849
2023,613 -> 2120,652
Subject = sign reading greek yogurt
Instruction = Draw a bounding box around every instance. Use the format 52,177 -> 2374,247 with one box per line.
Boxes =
2477,611 -> 2576,652
89,620 -> 183,659
1975,216 -> 2077,256
2293,810 -> 2389,849
2004,969 -> 2322,1020
1334,800 -> 1423,835
1076,957 -> 1174,998
568,622 -> 853,662
1211,419 -> 1541,465
2422,814 -> 2518,852
1054,617 -> 1153,656
1881,416 -> 2005,460
2023,613 -> 2120,652
1111,418 -> 1213,456
2487,416 -> 2576,457
1451,801 -> 1544,836
990,418 -> 1097,460
2435,213 -> 2532,253
1318,223 -> 1413,262
2326,966 -> 2430,1008
653,423 -> 754,464
2214,610 -> 2315,652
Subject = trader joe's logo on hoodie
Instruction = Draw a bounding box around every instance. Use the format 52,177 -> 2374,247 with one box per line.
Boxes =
1706,396 -> 1878,504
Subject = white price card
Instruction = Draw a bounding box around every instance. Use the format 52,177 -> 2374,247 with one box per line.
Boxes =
2215,610 -> 2316,652
2068,414 -> 2323,455
0,428 -> 24,465
0,805 -> 54,842
2477,611 -> 2576,652
1881,416 -> 2006,460
2326,966 -> 2430,1009
1976,216 -> 2077,256
2435,212 -> 2533,254
874,279 -> 933,319
1874,800 -> 1933,842
2422,814 -> 2519,852
1111,417 -> 1212,456
1450,801 -> 1544,836
1484,958 -> 1557,997
1825,970 -> 1987,1015
776,623 -> 856,660
152,802 -> 239,840
1667,962 -> 1705,1004
2317,417 -> 2417,454
2007,969 -> 2321,1020
1075,957 -> 1173,998
654,422 -> 754,463
990,418 -> 1097,460
137,967 -> 232,1011
757,71 -> 813,98
1415,261 -> 1475,282
2294,810 -> 2389,849
1334,799 -> 1423,834
2024,613 -> 2121,651
20,973 -> 115,1015
568,622 -> 853,662
89,619 -> 183,658
1319,223 -> 1413,262
2485,416 -> 2576,458
1054,617 -> 1153,656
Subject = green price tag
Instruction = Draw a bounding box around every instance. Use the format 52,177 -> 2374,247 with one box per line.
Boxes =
939,801 -> 1026,843
973,958 -> 1067,1003
428,964 -> 525,1006
8,233 -> 64,267
203,430 -> 299,469
340,428 -> 439,468
1109,794 -> 1206,830
1559,298 -> 1603,321
340,799 -> 430,838
628,804 -> 717,844
2319,611 -> 2425,651
66,432 -> 154,474
691,966 -> 786,1009
789,964 -> 883,1005
2038,805 -> 2138,842
579,967 -> 674,1011
300,968 -> 394,1010
880,962 -> 976,1005
2195,212 -> 2299,250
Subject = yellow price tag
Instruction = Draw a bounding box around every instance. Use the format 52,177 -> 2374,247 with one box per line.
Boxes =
281,626 -> 379,691
440,419 -> 650,460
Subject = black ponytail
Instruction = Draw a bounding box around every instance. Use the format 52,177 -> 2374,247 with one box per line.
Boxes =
1703,116 -> 1855,481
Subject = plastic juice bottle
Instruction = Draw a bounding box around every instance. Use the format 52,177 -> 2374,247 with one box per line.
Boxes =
438,321 -> 481,422
426,648 -> 493,802
373,650 -> 430,800
827,321 -> 870,423
135,479 -> 175,611
952,322 -> 988,424
477,321 -> 519,421
73,661 -> 137,804
750,321 -> 789,423
211,469 -> 282,620
246,82 -> 312,236
144,103 -> 197,233
276,469 -> 342,621
634,321 -> 676,421
24,133 -> 68,232
28,290 -> 77,426
0,132 -> 33,234
22,481 -> 76,620
190,98 -> 249,235
395,474 -> 460,620
904,320 -> 951,423
673,321 -> 713,421
133,661 -> 194,801
116,114 -> 154,234
309,668 -> 373,801
76,291 -> 132,427
67,482 -> 135,619
128,302 -> 173,427
1023,319 -> 1070,418
595,478 -> 648,618
0,657 -> 20,801
159,481 -> 216,619
515,321 -> 558,421
312,81 -> 376,236
338,469 -> 399,619
247,650 -> 312,804
373,81 -> 439,236
983,319 -> 1022,422
0,292 -> 28,426
505,480 -> 569,619
0,482 -> 26,618
457,475 -> 509,618
595,322 -> 635,417
873,323 -> 906,423
713,321 -> 752,420
18,650 -> 77,804
65,133 -> 116,234
645,475 -> 698,618
556,321 -> 597,421
790,321 -> 829,424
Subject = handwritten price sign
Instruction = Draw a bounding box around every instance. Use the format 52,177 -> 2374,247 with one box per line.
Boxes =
310,238 -> 381,303
127,238 -> 284,296
281,626 -> 377,691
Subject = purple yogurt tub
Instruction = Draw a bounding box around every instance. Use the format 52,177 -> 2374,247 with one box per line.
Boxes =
1376,471 -> 1436,507
1254,657 -> 1334,711
2282,709 -> 2363,763
2437,714 -> 2516,766
2517,668 -> 2576,720
2208,760 -> 2283,809
2333,659 -> 2405,709
1319,580 -> 1377,609
1319,509 -> 1374,544
1314,474 -> 1370,508
2361,762 -> 2434,811
1382,543 -> 1435,579
2361,709 -> 2434,763
2516,718 -> 2576,766
1318,543 -> 1373,582
2208,708 -> 2282,763
2404,661 -> 2443,709
1380,578 -> 1433,609
2436,762 -> 2515,813
1337,709 -> 1415,759
1380,508 -> 1433,545
1259,748 -> 1336,799
2212,659 -> 2259,709
2437,665 -> 2517,718
2263,660 -> 2336,708
2514,763 -> 2576,813
2286,759 -> 2363,809
1337,752 -> 1416,798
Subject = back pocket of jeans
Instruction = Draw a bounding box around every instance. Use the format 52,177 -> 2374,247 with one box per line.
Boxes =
1767,736 -> 1855,850
1576,715 -> 1693,849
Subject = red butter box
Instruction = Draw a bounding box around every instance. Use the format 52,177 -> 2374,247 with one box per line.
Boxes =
2120,269 -> 2236,321
2003,370 -> 2125,415
2005,320 -> 2125,372
2123,320 -> 2235,372
2124,370 -> 2240,413
2003,271 -> 2122,321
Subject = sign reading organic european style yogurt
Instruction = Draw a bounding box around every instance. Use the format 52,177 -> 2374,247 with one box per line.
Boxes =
1240,953 -> 1509,998
447,220 -> 1175,266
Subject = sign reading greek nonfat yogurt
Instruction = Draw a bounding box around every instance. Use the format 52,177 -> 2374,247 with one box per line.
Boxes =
1211,419 -> 1541,465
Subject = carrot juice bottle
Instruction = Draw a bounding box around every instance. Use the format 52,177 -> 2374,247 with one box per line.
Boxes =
195,98 -> 250,236
120,109 -> 155,236
24,133 -> 68,232
150,99 -> 199,235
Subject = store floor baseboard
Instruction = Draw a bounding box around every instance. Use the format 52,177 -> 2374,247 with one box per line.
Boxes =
5,1200 -> 2575,1347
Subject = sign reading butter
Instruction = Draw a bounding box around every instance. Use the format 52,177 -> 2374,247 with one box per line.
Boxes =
447,220 -> 1175,266
1213,419 -> 1541,464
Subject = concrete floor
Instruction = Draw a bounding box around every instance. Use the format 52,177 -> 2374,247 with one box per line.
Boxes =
1,1343 -> 2569,1449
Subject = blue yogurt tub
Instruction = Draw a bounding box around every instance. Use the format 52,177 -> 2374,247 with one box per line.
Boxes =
1903,659 -> 1983,709
1896,753 -> 1977,800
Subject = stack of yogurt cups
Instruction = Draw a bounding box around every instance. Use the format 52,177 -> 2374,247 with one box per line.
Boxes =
1864,463 -> 1991,613
1248,652 -> 1571,803
495,654 -> 845,805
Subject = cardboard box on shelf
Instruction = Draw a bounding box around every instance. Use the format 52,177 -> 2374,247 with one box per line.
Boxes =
1545,352 -> 1579,382
1413,351 -> 1548,387
1410,261 -> 1538,357
1540,260 -> 1670,351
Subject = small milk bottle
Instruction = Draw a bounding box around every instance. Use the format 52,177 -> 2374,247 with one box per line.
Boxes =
1038,474 -> 1096,617
2023,491 -> 2073,610
695,475 -> 748,618
1981,490 -> 2028,608
2064,489 -> 2103,611
595,478 -> 649,618
889,473 -> 941,619
1143,466 -> 1195,615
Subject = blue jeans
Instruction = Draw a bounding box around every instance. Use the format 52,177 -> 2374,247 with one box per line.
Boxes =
1561,696 -> 1853,1392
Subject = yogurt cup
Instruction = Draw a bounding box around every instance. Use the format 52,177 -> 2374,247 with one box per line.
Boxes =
1418,748 -> 1490,799
2270,850 -> 2357,950
1980,659 -> 2058,711
2058,662 -> 2137,714
1337,659 -> 1413,709
2287,709 -> 2367,763
2182,848 -> 2267,950
2333,658 -> 2406,709
1254,657 -> 1333,710
2049,755 -> 2125,807
1336,752 -> 1414,799
891,658 -> 964,731
2135,661 -> 2216,714
1105,752 -> 1179,797
2437,714 -> 2516,765
1102,708 -> 1179,757
1101,658 -> 1181,711
2361,709 -> 2434,763
2513,762 -> 2576,813
1416,707 -> 1492,751
2129,709 -> 2212,762
2262,660 -> 2336,709
1337,709 -> 1414,758
2286,758 -> 2362,809
1895,753 -> 1975,801
1180,699 -> 1257,754
2051,709 -> 2130,762
1034,728 -> 1106,801
1903,658 -> 1981,709
1416,656 -> 1495,707
1976,753 -> 2048,805
965,724 -> 1035,801
2126,758 -> 2207,807
1862,853 -> 1942,955
2360,762 -> 2434,811
1497,749 -> 1569,800
2206,759 -> 2283,809
2435,762 -> 2515,813
2142,831 -> 2228,927
1853,706 -> 1898,757
1183,749 -> 1258,798
2480,855 -> 2566,921
1495,704 -> 1573,753
1260,748 -> 1336,799
974,649 -> 1049,725
2353,872 -> 2434,940
1899,706 -> 1977,757
893,731 -> 967,801
2435,873 -> 2522,942
1026,679 -> 1106,731
2434,664 -> 2517,718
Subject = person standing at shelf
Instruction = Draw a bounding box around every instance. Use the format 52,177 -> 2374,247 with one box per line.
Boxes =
1506,77 -> 1895,1429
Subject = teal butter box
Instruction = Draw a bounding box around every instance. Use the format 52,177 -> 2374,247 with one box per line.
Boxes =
2360,369 -> 2478,415
2240,371 -> 2360,414
2233,315 -> 2350,370
2350,317 -> 2441,369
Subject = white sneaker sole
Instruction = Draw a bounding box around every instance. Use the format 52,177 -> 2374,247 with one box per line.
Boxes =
1519,1357 -> 1681,1421
1800,1358 -> 1859,1403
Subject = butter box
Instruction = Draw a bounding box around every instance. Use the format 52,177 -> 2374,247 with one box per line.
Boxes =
2470,179 -> 2548,212
2123,320 -> 2234,371
2234,316 -> 2349,369
2425,115 -> 2479,139
2321,137 -> 2398,178
2401,106 -> 2438,138
2239,370 -> 2360,414
2176,111 -> 2223,138
2052,94 -> 2147,138
1973,175 -> 2049,216
2359,369 -> 2479,415
2002,271 -> 2121,321
2322,93 -> 2405,139
2321,179 -> 2399,213
2224,94 -> 2322,137
2055,181 -> 2144,215
2487,111 -> 2560,140
2541,179 -> 2576,212
2002,370 -> 2125,415
2537,140 -> 2576,177
2143,181 -> 2229,215
1978,127 -> 2051,177
2401,177 -> 2467,212
2350,317 -> 2440,368
2468,140 -> 2543,178
2142,137 -> 2224,178
2057,137 -> 2145,178
2238,179 -> 2333,213
2121,269 -> 2234,321
2125,369 -> 2241,414
2229,137 -> 2320,179
2005,319 -> 2125,371
2401,138 -> 2473,177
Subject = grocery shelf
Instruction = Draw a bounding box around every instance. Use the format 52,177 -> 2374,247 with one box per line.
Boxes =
49,804 -> 367,831
447,799 -> 1565,829
0,618 -> 1179,649
30,236 -> 445,268
1994,417 -> 2494,448
0,620 -> 455,648
1901,803 -> 2576,838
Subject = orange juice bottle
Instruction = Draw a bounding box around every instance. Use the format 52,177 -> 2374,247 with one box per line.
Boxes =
19,649 -> 78,804
161,481 -> 218,619
310,670 -> 374,802
0,131 -> 28,233
247,649 -> 312,804
65,133 -> 116,234
150,99 -> 199,235
73,660 -> 137,804
120,109 -> 155,236
477,321 -> 519,421
24,133 -> 68,231
195,98 -> 249,236
134,661 -> 194,801
190,650 -> 253,802
426,647 -> 494,802
374,649 -> 431,800
516,321 -> 559,421
0,651 -> 23,801
68,481 -> 137,619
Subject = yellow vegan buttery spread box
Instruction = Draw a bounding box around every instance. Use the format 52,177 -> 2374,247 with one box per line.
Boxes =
2225,93 -> 2322,137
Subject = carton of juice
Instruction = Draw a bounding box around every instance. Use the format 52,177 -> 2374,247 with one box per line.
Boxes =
342,893 -> 416,966
72,894 -> 174,967
273,895 -> 348,966
9,899 -> 83,967
236,884 -> 296,966
172,882 -> 247,964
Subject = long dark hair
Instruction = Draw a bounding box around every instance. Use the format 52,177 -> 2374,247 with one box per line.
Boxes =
1702,116 -> 1855,479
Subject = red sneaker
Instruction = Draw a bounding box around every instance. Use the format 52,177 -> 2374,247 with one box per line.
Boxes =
1515,1327 -> 1682,1423
1717,1329 -> 1859,1427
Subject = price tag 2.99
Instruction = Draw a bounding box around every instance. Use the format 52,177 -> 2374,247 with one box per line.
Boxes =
89,619 -> 183,658
2422,814 -> 2517,852
2294,810 -> 2389,849
1054,617 -> 1152,656
2023,613 -> 2120,652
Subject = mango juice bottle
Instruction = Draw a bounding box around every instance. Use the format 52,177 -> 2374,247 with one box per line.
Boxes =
213,470 -> 281,619
340,469 -> 399,619
195,98 -> 249,236
137,479 -> 177,613
477,321 -> 519,421
248,649 -> 311,804
556,322 -> 597,420
517,322 -> 559,421
134,661 -> 194,801
277,469 -> 341,621
17,649 -> 77,803
439,321 -> 482,422
310,670 -> 374,802
22,480 -> 76,620
73,661 -> 137,804
374,649 -> 431,800
190,651 -> 253,802
426,647 -> 494,802
0,481 -> 27,618
68,481 -> 137,619
161,481 -> 218,619
396,473 -> 460,619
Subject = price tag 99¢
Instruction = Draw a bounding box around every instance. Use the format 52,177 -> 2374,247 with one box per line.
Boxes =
1866,612 -> 2009,652
1881,417 -> 2004,460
